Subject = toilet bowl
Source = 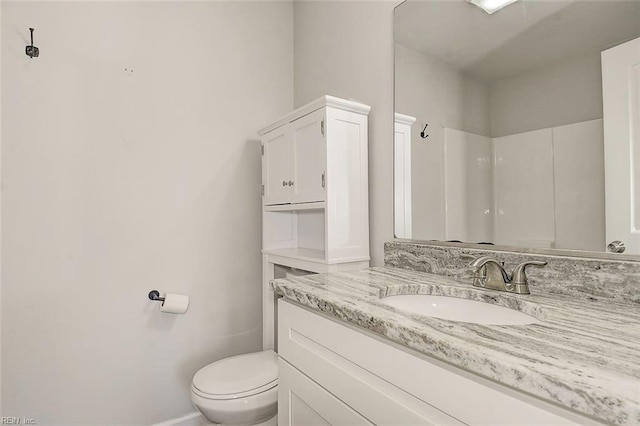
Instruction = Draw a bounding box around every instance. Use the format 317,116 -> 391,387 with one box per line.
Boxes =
191,350 -> 278,426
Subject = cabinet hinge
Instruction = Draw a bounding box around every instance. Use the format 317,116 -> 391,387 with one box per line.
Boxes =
261,145 -> 264,156
261,184 -> 264,196
321,172 -> 326,188
320,120 -> 325,137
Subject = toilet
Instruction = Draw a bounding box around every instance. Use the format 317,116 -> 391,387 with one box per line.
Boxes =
191,350 -> 278,425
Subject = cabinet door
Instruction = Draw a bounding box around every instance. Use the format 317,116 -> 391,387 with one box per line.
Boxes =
291,109 -> 327,204
278,358 -> 374,426
262,126 -> 291,205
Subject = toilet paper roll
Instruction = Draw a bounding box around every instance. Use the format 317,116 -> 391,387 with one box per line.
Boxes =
160,293 -> 190,314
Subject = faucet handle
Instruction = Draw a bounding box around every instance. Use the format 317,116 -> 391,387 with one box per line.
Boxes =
509,261 -> 547,294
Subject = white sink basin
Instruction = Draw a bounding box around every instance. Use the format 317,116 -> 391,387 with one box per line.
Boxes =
380,295 -> 540,325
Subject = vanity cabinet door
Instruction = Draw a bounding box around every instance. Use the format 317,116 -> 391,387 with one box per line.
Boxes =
262,125 -> 291,205
278,358 -> 374,426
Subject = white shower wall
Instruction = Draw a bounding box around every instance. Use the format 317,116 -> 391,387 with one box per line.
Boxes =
550,119 -> 605,251
441,119 -> 604,251
494,128 -> 556,248
494,119 -> 605,251
443,128 -> 493,244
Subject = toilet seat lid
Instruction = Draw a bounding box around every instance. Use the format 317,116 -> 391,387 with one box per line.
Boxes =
193,350 -> 278,397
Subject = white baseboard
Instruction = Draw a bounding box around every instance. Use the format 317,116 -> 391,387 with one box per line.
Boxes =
151,411 -> 208,426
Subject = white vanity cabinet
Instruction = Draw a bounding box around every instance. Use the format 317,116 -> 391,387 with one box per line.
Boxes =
260,96 -> 371,350
277,300 -> 605,426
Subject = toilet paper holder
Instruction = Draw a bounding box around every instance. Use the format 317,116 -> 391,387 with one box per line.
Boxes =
148,290 -> 190,314
148,290 -> 165,303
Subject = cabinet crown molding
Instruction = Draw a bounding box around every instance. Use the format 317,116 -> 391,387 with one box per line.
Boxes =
258,95 -> 371,136
394,113 -> 417,125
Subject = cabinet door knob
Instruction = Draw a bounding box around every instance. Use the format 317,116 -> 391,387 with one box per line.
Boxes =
282,180 -> 287,187
288,180 -> 294,186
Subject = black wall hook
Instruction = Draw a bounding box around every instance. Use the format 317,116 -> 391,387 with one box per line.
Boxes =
420,123 -> 429,139
25,28 -> 39,58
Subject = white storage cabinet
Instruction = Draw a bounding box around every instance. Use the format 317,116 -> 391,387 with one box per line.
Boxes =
259,96 -> 371,350
260,96 -> 370,264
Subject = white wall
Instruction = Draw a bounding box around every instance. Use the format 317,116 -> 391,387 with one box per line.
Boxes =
395,44 -> 491,138
394,43 -> 490,240
490,52 -> 603,137
1,2 -> 292,424
293,0 -> 396,266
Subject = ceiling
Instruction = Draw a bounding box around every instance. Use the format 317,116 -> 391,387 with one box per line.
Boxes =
395,0 -> 640,82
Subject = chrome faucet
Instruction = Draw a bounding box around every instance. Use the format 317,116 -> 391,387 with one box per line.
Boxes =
469,256 -> 547,295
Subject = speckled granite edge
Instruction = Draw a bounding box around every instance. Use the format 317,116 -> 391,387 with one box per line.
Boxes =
384,241 -> 640,303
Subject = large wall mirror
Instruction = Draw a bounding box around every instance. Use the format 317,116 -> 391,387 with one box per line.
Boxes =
394,0 -> 640,258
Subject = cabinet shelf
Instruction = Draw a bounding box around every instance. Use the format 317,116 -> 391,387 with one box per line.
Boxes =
262,247 -> 326,263
264,201 -> 326,212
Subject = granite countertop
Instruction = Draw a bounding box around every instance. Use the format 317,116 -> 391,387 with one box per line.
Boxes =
271,267 -> 640,426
